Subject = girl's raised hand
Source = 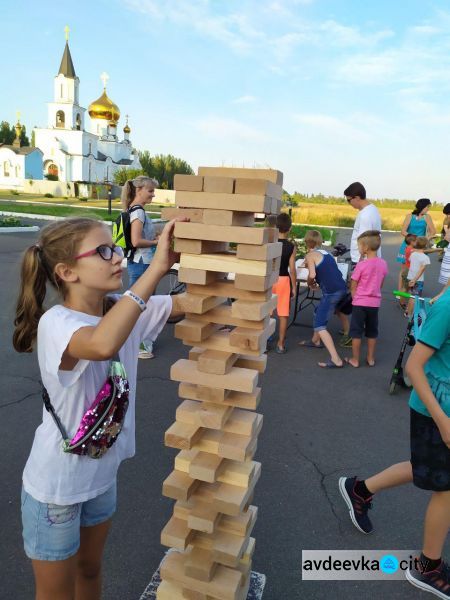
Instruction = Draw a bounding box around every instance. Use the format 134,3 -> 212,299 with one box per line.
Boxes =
152,218 -> 188,274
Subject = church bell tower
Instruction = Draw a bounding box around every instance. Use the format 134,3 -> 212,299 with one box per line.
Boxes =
48,26 -> 86,131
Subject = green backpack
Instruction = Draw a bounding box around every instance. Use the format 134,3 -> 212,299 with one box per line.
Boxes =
112,206 -> 145,258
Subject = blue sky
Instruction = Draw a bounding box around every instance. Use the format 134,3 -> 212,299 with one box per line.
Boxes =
2,0 -> 450,201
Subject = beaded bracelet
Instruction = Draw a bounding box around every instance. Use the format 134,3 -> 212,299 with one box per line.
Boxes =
123,290 -> 147,312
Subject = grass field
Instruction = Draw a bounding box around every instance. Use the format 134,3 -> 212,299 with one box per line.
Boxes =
290,203 -> 443,232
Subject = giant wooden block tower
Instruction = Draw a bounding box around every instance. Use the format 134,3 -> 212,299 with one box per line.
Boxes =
157,166 -> 283,600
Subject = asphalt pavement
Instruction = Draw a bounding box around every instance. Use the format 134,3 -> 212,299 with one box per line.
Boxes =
0,221 -> 447,600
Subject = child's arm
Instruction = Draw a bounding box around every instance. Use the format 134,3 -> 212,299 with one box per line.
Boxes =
406,344 -> 450,448
66,220 -> 180,362
408,264 -> 427,287
305,253 -> 317,287
289,248 -> 297,297
430,280 -> 450,305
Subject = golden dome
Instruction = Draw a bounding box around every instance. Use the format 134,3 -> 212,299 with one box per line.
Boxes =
88,89 -> 120,122
123,124 -> 131,133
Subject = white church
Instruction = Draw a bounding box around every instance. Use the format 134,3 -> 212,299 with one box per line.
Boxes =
0,29 -> 140,189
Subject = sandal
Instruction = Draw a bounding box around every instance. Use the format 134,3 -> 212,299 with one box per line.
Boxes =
299,340 -> 324,348
318,360 -> 344,368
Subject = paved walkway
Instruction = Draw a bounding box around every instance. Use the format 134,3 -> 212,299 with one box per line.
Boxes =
0,223 -> 447,599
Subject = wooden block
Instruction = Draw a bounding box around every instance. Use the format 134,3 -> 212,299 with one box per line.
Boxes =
231,296 -> 277,321
161,207 -> 204,223
240,537 -> 256,564
177,450 -> 258,488
178,268 -> 227,286
160,550 -> 242,600
175,222 -> 271,245
190,452 -> 224,483
189,463 -> 261,516
229,319 -> 276,352
176,400 -> 233,430
182,589 -> 208,600
174,239 -> 229,254
203,176 -> 235,194
188,503 -> 221,534
223,410 -> 261,437
197,350 -> 238,375
193,529 -> 249,568
234,178 -> 282,200
202,210 -> 254,227
175,319 -> 218,343
187,280 -> 271,302
183,330 -> 260,357
185,547 -> 218,582
179,383 -> 261,411
174,502 -> 257,538
175,293 -> 226,315
193,429 -> 255,463
180,253 -> 273,277
165,421 -> 204,450
161,515 -> 195,551
156,580 -> 188,600
190,348 -> 266,374
221,507 -> 257,538
195,385 -> 230,402
236,241 -> 282,261
174,174 -> 204,191
198,166 -> 283,186
176,191 -> 271,213
234,270 -> 279,291
272,198 -> 282,214
233,355 -> 267,374
187,304 -> 268,330
170,359 -> 258,394
163,470 -> 200,501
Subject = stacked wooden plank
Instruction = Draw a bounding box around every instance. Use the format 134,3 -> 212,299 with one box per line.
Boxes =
158,167 -> 283,600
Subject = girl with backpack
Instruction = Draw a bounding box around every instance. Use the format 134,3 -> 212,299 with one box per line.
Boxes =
122,176 -> 160,358
13,216 -> 179,600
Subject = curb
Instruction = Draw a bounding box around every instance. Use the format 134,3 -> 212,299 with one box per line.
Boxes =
0,226 -> 40,233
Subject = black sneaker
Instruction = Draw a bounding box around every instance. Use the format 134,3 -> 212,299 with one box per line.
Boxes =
406,561 -> 450,599
338,476 -> 373,534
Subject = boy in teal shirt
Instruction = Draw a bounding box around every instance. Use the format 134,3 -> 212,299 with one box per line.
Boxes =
339,288 -> 450,599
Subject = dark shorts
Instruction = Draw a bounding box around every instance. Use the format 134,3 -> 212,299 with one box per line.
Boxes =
313,289 -> 346,332
410,409 -> 450,492
349,306 -> 379,339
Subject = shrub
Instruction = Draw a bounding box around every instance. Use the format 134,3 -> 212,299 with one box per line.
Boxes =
0,216 -> 23,227
44,193 -> 54,198
10,190 -> 19,195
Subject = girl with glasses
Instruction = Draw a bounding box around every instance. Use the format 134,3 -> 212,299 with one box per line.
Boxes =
12,216 -> 181,600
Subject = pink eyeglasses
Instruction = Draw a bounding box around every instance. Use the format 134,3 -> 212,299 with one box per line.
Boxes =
75,244 -> 124,261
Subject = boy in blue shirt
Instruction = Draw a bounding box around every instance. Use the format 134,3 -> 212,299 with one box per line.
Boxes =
339,288 -> 450,599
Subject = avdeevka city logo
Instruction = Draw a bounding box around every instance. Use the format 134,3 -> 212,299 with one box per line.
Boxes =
380,554 -> 399,574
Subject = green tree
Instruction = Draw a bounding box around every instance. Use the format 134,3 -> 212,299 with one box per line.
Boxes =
31,129 -> 36,148
0,121 -> 30,146
113,167 -> 145,185
20,125 -> 30,147
0,121 -> 15,144
138,151 -> 194,189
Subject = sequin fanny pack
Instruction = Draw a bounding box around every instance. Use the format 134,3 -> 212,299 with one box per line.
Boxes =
42,359 -> 130,459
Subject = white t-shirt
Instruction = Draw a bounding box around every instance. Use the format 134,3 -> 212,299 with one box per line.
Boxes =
130,207 -> 156,264
408,251 -> 430,282
350,203 -> 382,263
22,294 -> 172,505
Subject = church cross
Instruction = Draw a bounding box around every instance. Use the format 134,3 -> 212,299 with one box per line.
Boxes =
64,25 -> 70,41
16,110 -> 21,122
100,72 -> 109,89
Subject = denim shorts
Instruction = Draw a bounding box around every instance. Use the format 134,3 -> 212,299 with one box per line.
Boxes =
21,483 -> 116,561
313,289 -> 346,331
127,258 -> 150,287
407,280 -> 424,296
